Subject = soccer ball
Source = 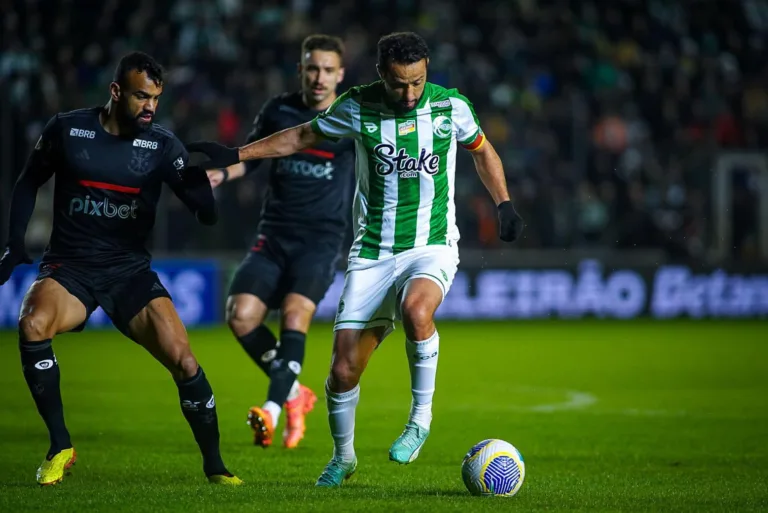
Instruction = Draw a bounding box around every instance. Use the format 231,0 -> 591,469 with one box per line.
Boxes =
461,439 -> 525,497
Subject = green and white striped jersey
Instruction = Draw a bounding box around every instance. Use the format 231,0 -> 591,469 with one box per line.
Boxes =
310,81 -> 486,260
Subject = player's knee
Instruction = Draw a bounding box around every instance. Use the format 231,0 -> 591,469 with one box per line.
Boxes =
172,347 -> 199,380
329,358 -> 361,391
400,298 -> 434,337
226,296 -> 267,337
179,353 -> 199,380
226,303 -> 258,337
281,307 -> 314,333
18,313 -> 54,342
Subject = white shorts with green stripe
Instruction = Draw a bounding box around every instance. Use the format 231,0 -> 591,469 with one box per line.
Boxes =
333,244 -> 459,338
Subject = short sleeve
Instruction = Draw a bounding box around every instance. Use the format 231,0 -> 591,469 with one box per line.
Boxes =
450,95 -> 486,151
310,91 -> 360,141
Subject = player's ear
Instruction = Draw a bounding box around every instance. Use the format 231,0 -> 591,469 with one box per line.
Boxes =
337,66 -> 345,85
296,62 -> 303,79
109,82 -> 121,103
376,64 -> 384,81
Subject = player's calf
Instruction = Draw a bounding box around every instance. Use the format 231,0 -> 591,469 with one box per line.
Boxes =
226,294 -> 277,376
233,324 -> 278,376
392,279 -> 443,462
19,337 -> 73,458
130,297 -> 237,480
18,281 -> 88,464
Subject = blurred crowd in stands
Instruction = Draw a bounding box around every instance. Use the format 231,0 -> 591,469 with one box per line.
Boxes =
2,0 -> 767,263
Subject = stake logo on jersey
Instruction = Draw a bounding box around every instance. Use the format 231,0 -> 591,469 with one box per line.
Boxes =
373,143 -> 439,178
310,81 -> 486,259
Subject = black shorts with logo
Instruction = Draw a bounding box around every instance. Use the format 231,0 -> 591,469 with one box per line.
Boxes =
228,228 -> 342,310
37,260 -> 171,339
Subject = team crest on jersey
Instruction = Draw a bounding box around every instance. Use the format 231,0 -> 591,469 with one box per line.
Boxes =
398,120 -> 416,136
128,149 -> 152,175
432,116 -> 453,139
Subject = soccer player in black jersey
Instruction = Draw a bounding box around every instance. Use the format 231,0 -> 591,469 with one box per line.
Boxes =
0,52 -> 242,486
206,35 -> 354,449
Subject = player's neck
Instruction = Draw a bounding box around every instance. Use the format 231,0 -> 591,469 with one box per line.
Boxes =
100,101 -> 130,137
302,92 -> 337,112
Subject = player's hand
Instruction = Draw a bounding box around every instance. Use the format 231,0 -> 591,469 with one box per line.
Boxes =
0,245 -> 33,285
207,169 -> 227,189
185,141 -> 240,169
497,201 -> 524,243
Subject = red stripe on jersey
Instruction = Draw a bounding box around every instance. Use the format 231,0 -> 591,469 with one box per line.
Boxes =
462,132 -> 486,152
79,180 -> 141,194
300,148 -> 335,159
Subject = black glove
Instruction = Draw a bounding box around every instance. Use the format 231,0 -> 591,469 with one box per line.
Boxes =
185,141 -> 240,169
0,245 -> 33,285
497,201 -> 524,242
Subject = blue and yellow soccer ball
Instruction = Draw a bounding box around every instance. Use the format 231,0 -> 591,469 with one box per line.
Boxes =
461,439 -> 525,497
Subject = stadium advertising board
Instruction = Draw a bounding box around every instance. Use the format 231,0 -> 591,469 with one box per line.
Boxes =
2,259 -> 766,327
0,260 -> 219,329
314,260 -> 768,320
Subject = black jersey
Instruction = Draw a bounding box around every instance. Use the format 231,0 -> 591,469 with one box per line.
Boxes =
245,92 -> 355,238
27,108 -> 199,271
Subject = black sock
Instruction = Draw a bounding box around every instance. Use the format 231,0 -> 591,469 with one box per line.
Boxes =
267,330 -> 306,406
176,367 -> 227,476
20,338 -> 72,458
235,325 -> 278,376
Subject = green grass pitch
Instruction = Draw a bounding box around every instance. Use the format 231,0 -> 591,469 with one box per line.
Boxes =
1,320 -> 767,512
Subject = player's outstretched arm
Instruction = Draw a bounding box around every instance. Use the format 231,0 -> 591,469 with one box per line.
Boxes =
0,118 -> 58,284
469,139 -> 524,243
186,123 -> 322,170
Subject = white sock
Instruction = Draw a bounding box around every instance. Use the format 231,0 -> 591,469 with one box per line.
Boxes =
263,400 -> 281,428
326,381 -> 359,462
287,380 -> 301,401
406,331 -> 439,430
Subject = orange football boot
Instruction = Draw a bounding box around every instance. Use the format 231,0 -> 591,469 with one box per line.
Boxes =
247,407 -> 275,448
282,385 -> 317,449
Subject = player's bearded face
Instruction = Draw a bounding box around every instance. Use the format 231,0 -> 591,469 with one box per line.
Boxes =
300,50 -> 344,105
379,59 -> 428,112
113,71 -> 163,132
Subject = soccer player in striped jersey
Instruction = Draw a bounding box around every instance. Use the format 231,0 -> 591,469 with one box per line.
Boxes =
186,31 -> 524,486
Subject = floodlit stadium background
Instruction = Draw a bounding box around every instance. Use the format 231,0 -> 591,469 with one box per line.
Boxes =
1,1 -> 767,510
1,0 -> 767,326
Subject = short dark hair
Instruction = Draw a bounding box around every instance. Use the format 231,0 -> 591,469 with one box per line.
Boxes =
301,34 -> 345,60
377,32 -> 430,70
113,51 -> 164,87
